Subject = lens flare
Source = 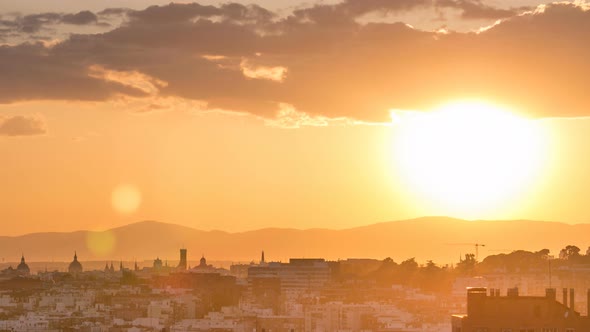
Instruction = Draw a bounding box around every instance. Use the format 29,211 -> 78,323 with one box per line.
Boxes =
86,231 -> 116,256
111,184 -> 142,214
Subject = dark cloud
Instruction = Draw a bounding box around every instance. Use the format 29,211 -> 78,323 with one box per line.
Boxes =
289,0 -> 525,24
127,3 -> 220,24
0,2 -> 588,121
0,43 -> 149,103
219,3 -> 276,23
435,0 -> 528,20
61,11 -> 98,25
0,115 -> 46,136
294,0 -> 430,21
0,10 -> 100,34
97,8 -> 132,17
17,13 -> 61,33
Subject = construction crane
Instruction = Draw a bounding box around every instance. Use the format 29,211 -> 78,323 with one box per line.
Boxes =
447,243 -> 487,261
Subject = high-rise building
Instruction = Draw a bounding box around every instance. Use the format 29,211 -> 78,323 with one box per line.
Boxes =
248,258 -> 331,295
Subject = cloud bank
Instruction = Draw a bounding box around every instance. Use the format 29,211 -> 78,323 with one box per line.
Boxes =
0,1 -> 588,121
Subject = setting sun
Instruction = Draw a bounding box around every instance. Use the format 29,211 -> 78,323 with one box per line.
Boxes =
392,101 -> 548,218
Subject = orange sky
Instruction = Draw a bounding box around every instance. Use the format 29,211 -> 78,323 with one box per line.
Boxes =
2,100 -> 590,235
1,1 -> 590,235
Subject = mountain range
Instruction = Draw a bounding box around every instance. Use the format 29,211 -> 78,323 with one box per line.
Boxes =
0,217 -> 588,264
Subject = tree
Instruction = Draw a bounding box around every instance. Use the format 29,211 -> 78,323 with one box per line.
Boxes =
456,253 -> 477,275
400,258 -> 418,270
425,260 -> 437,269
536,249 -> 550,257
383,257 -> 394,264
560,245 -> 581,260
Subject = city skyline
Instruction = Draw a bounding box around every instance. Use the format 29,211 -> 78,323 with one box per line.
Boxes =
1,241 -> 590,331
0,218 -> 589,264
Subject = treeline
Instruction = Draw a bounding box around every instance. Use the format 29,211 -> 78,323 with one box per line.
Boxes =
334,245 -> 590,294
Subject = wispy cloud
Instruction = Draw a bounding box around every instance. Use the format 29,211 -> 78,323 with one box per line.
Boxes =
0,115 -> 46,136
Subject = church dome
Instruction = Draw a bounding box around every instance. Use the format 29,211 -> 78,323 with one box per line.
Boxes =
17,255 -> 30,275
199,255 -> 207,267
68,252 -> 83,274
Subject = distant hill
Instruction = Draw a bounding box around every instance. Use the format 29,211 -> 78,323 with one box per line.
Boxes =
0,217 -> 588,265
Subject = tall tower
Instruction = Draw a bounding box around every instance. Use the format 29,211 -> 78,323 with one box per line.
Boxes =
261,250 -> 265,264
178,248 -> 187,270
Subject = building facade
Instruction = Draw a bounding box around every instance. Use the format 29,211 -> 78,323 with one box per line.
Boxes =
452,287 -> 590,332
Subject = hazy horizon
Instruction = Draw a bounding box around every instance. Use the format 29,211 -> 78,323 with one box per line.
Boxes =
1,217 -> 588,264
0,215 -> 586,237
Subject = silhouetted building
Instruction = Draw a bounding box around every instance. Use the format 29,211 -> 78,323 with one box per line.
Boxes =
153,257 -> 163,270
178,248 -> 187,270
251,277 -> 281,314
199,255 -> 208,268
105,261 -> 115,273
248,258 -> 331,294
16,255 -> 30,276
152,273 -> 240,316
0,277 -> 42,290
452,287 -> 590,332
68,252 -> 83,274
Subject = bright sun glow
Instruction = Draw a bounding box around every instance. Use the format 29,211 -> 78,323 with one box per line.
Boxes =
392,100 -> 548,218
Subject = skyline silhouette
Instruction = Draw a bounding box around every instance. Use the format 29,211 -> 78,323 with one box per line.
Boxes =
1,218 -> 589,264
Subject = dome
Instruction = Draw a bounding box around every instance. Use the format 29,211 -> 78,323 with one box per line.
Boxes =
17,255 -> 30,275
68,252 -> 83,274
199,255 -> 207,267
